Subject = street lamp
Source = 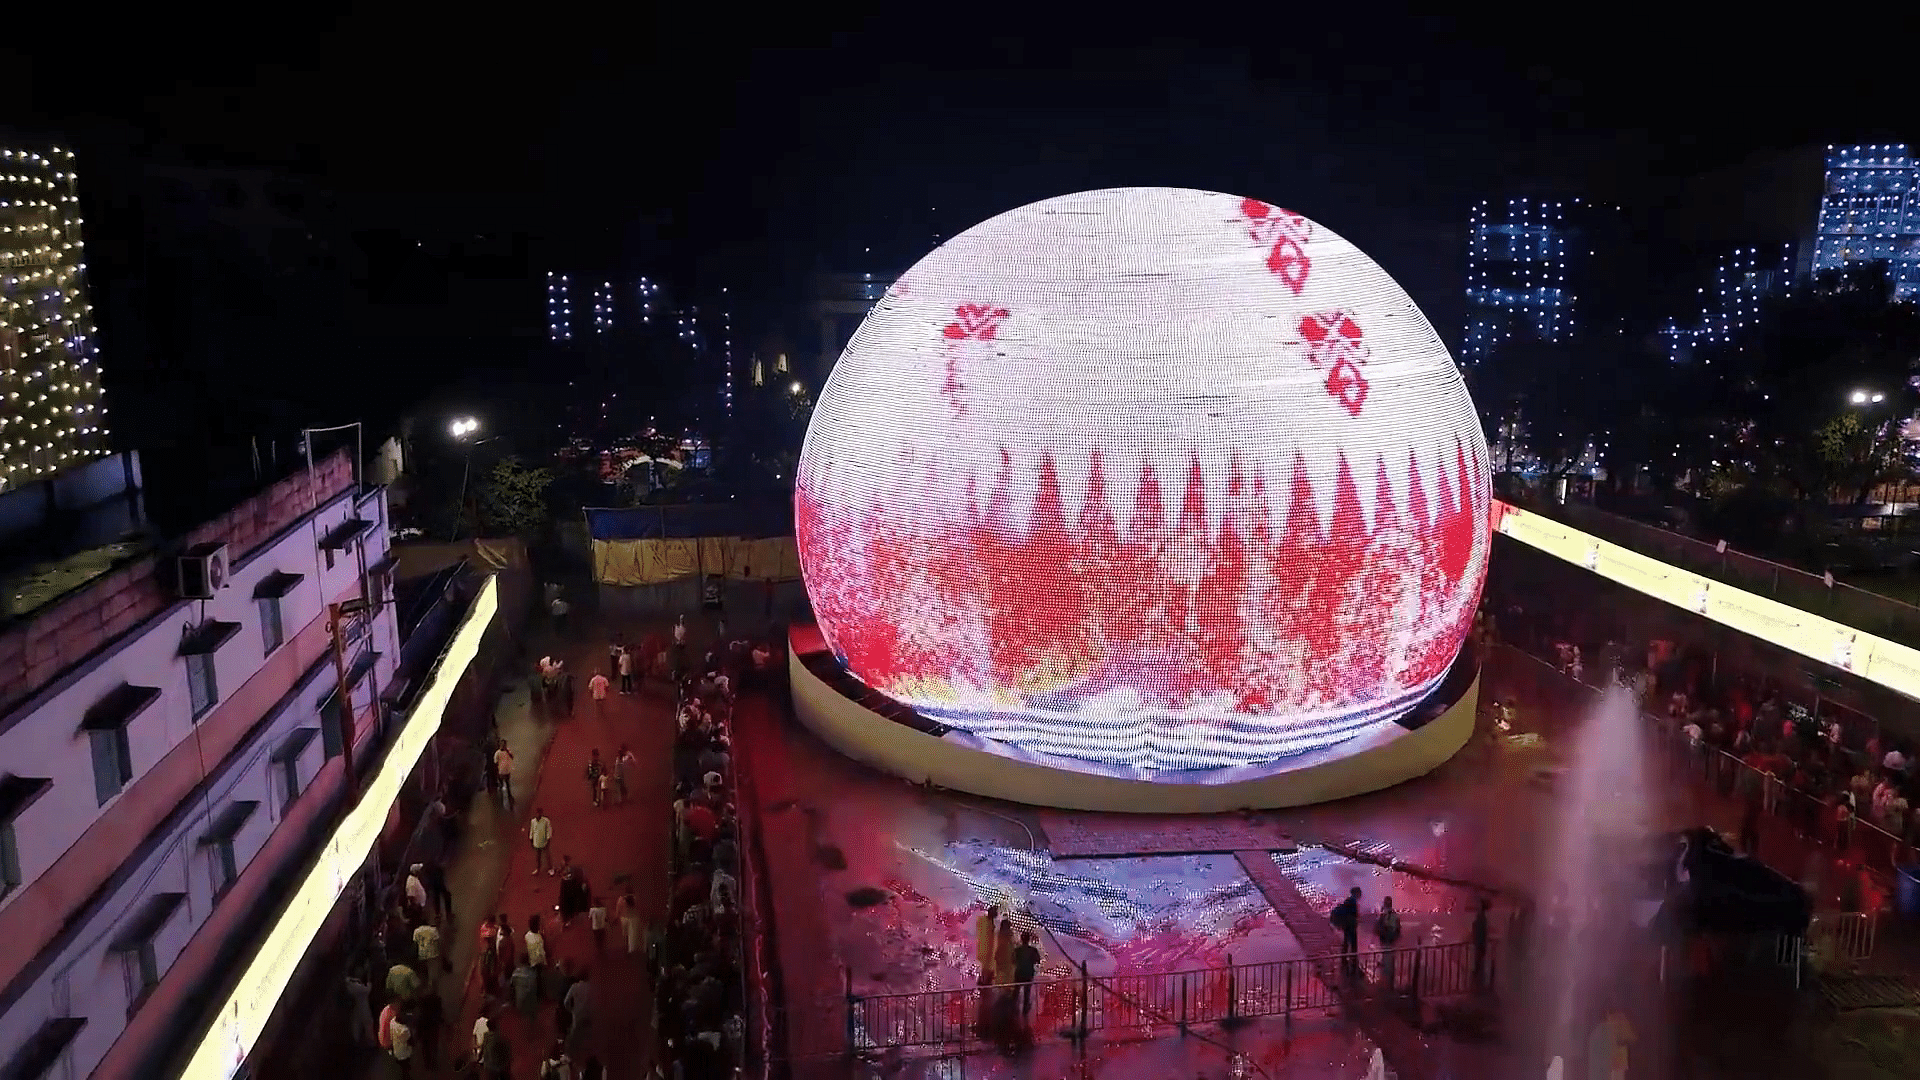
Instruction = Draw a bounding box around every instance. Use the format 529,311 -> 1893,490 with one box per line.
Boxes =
1850,389 -> 1886,405
789,381 -> 804,396
449,418 -> 489,540
450,416 -> 480,439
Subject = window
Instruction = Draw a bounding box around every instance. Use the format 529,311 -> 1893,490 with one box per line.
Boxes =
273,729 -> 319,806
111,892 -> 185,1015
0,823 -> 18,899
89,727 -> 133,805
179,620 -> 239,721
186,653 -> 219,719
319,694 -> 345,761
258,596 -> 285,653
0,775 -> 51,900
201,801 -> 258,896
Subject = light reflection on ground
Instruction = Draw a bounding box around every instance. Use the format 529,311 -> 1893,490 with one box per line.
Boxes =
1274,845 -> 1503,949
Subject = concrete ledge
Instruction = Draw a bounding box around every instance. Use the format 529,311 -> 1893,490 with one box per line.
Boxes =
788,646 -> 1477,813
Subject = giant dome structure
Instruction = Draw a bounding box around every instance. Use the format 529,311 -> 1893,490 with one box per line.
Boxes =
795,187 -> 1491,773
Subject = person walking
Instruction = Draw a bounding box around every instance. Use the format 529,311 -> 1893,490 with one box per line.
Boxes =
1374,897 -> 1403,991
478,916 -> 501,996
525,914 -> 549,973
617,889 -> 640,955
564,968 -> 595,1056
482,729 -> 500,798
1331,887 -> 1363,975
974,904 -> 1001,985
530,808 -> 554,874
414,986 -> 445,1072
1011,932 -> 1042,1019
344,970 -> 376,1047
614,744 -> 634,805
413,918 -> 449,975
495,742 -> 517,814
617,645 -> 634,694
423,858 -> 454,926
387,1007 -> 415,1077
589,670 -> 610,716
589,895 -> 608,954
551,593 -> 570,636
511,958 -> 540,1023
586,751 -> 606,808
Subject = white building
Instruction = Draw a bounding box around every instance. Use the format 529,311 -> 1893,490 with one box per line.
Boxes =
0,449 -> 399,1080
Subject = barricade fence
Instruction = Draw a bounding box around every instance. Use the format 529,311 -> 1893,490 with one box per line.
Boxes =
1498,638 -> 1909,935
780,938 -> 1494,1059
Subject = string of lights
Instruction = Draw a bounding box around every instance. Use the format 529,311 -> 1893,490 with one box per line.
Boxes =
1460,196 -> 1622,367
546,271 -> 572,341
1,145 -> 110,491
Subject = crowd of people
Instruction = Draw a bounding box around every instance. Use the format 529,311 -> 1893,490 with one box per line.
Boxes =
1485,580 -> 1919,912
650,623 -> 777,1080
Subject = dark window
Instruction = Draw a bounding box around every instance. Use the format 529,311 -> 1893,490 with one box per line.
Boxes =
258,596 -> 286,653
186,653 -> 219,719
111,892 -> 185,1016
273,729 -> 319,805
0,823 -> 19,898
89,727 -> 133,805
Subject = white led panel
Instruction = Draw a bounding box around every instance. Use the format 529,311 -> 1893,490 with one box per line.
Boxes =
795,188 -> 1492,772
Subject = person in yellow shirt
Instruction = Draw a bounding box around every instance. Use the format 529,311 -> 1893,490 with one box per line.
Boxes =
974,904 -> 1000,985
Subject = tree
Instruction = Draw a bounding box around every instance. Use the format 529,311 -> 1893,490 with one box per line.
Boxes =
1693,263 -> 1920,504
1475,335 -> 1670,484
474,457 -> 555,536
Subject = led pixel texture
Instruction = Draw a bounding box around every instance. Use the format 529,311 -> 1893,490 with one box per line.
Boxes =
796,188 -> 1491,772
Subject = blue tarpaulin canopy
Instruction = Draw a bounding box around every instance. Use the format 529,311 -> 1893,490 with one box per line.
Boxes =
585,501 -> 793,541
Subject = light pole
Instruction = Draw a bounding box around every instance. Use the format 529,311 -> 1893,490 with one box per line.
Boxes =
1850,389 -> 1886,406
450,418 -> 481,541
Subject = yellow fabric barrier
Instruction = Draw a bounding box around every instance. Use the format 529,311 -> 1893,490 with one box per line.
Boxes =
592,537 -> 802,586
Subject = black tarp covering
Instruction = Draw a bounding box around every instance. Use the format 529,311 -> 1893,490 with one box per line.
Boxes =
1662,827 -> 1812,936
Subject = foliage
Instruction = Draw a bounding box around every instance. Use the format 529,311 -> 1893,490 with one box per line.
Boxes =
474,457 -> 555,536
1474,334 -> 1668,481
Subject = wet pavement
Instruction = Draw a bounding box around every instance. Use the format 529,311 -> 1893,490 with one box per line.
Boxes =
740,640 -> 1920,1079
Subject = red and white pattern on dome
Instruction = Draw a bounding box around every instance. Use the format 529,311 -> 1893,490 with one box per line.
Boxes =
796,187 -> 1491,773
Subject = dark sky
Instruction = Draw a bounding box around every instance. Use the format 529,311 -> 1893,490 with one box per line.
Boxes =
2,12 -> 1910,384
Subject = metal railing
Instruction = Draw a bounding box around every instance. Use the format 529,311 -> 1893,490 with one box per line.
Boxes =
781,938 -> 1495,1059
1501,640 -> 1913,919
1517,496 -> 1920,649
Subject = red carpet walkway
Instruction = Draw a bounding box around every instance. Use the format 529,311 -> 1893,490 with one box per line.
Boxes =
447,633 -> 678,1080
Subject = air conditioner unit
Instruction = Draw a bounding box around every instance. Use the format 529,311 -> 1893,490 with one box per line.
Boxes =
177,543 -> 230,599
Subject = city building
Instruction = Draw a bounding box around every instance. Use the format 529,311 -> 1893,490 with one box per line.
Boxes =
0,145 -> 111,492
1659,243 -> 1796,363
0,449 -> 402,1080
809,269 -> 897,380
1460,196 -> 1632,367
1812,144 -> 1920,300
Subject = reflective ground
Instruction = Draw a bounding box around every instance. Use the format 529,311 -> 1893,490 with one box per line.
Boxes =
742,646 -> 1916,1079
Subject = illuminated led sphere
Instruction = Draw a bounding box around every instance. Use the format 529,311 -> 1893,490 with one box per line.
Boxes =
796,188 -> 1491,773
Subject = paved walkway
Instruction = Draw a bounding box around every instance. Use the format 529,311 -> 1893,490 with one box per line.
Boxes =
356,613 -> 679,1079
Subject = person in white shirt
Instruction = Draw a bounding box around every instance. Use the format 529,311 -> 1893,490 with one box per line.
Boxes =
405,865 -> 429,918
525,915 -> 548,968
472,1013 -> 492,1060
617,646 -> 634,694
1886,749 -> 1907,773
530,809 -> 554,875
388,1011 -> 415,1074
673,616 -> 688,647
589,671 -> 610,714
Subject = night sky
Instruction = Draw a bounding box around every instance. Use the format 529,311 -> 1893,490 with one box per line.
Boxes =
1,13 -> 1910,434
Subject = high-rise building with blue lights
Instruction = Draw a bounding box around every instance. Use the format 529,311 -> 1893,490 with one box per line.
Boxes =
1813,144 -> 1919,300
1461,196 -> 1630,366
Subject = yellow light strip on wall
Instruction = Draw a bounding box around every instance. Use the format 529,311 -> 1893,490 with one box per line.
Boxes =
1493,499 -> 1920,700
178,576 -> 500,1079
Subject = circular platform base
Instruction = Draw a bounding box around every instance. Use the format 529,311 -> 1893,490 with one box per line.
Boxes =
787,646 -> 1478,813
